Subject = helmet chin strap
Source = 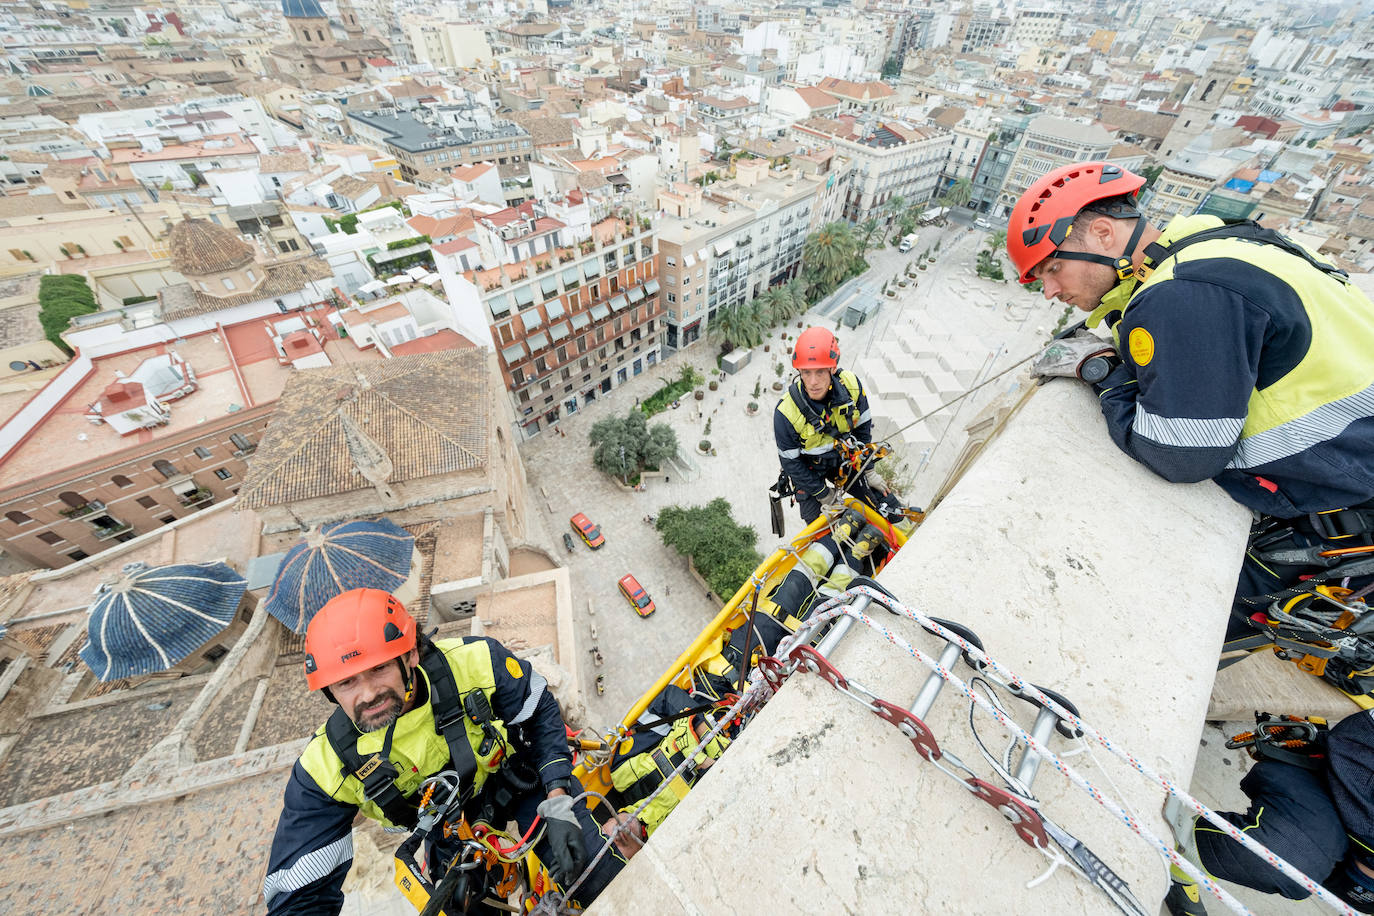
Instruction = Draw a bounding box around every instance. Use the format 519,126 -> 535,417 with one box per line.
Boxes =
399,658 -> 415,705
1048,217 -> 1148,283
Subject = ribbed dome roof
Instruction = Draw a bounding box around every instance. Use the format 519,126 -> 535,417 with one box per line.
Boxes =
169,218 -> 255,277
282,0 -> 326,18
264,518 -> 415,634
80,561 -> 248,681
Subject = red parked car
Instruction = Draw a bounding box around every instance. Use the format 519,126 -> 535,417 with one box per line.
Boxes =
570,513 -> 605,549
617,574 -> 655,618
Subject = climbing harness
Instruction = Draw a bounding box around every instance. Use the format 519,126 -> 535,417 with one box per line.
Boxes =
1226,712 -> 1329,772
1226,583 -> 1374,698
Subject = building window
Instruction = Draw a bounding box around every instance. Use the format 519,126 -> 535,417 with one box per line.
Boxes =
111,474 -> 133,487
6,510 -> 32,525
246,269 -> 257,283
152,459 -> 179,479
230,433 -> 254,451
37,531 -> 62,545
223,277 -> 236,291
58,491 -> 87,508
194,447 -> 212,459
68,550 -> 89,561
667,293 -> 677,303
214,468 -> 232,480
137,496 -> 158,509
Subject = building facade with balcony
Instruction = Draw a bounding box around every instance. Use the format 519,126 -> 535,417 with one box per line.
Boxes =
790,117 -> 951,223
996,115 -> 1115,217
434,213 -> 661,439
654,159 -> 823,350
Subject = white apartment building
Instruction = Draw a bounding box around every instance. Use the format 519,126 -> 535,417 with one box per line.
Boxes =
790,117 -> 952,223
997,115 -> 1115,215
653,159 -> 824,350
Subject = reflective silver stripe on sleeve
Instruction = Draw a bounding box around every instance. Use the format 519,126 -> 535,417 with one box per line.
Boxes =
510,670 -> 548,724
778,446 -> 801,459
1133,407 -> 1244,450
262,834 -> 353,907
1228,381 -> 1374,470
800,443 -> 834,455
857,409 -> 871,425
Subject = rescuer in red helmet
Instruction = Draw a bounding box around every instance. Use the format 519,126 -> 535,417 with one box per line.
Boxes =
1009,162 -> 1374,914
263,588 -> 625,913
773,326 -> 906,528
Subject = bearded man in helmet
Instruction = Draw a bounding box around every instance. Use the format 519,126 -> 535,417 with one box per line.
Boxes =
262,588 -> 624,914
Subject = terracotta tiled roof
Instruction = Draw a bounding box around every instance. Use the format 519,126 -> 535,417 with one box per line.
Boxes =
168,218 -> 255,277
237,350 -> 490,510
795,86 -> 840,110
258,152 -> 310,173
159,258 -> 334,320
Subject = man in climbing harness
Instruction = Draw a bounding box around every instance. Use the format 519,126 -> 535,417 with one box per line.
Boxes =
1008,161 -> 1374,697
1164,709 -> 1374,914
773,326 -> 898,525
262,589 -> 624,914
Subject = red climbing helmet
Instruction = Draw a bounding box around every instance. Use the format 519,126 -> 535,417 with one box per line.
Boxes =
1007,161 -> 1147,284
303,588 -> 416,691
793,327 -> 840,370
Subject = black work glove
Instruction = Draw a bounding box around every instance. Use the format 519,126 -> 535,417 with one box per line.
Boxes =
537,794 -> 586,888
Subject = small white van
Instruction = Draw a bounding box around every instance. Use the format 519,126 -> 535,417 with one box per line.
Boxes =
898,233 -> 918,253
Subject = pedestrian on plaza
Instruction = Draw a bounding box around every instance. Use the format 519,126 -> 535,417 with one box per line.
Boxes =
1008,161 -> 1374,698
262,589 -> 624,914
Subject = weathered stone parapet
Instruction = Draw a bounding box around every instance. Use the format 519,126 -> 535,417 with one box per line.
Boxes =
589,380 -> 1251,914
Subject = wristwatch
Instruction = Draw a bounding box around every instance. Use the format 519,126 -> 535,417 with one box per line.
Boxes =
545,777 -> 572,795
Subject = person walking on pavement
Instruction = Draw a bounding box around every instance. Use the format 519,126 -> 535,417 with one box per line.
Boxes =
1008,161 -> 1374,699
262,588 -> 624,914
1162,709 -> 1374,915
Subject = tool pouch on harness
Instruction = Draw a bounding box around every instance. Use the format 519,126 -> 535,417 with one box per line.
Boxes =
769,471 -> 792,538
1226,712 -> 1329,771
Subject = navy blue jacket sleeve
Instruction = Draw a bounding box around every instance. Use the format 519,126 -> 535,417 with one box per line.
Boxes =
1097,278 -> 1263,483
481,636 -> 572,792
263,760 -> 357,915
773,403 -> 826,497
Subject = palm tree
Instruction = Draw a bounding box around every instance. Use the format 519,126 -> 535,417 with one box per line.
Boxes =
856,218 -> 887,258
785,277 -> 809,317
802,221 -> 857,299
711,303 -> 763,351
988,229 -> 1007,253
940,177 -> 974,211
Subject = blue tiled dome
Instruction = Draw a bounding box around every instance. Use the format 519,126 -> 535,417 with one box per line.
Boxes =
80,562 -> 248,681
264,518 -> 415,634
282,0 -> 326,17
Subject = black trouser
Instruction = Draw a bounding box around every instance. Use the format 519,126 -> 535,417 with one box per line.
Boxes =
795,475 -> 899,525
1195,712 -> 1374,900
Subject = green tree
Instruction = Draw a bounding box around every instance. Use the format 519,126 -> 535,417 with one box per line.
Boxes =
856,217 -> 887,258
939,177 -> 974,210
801,221 -> 857,300
881,55 -> 902,79
975,249 -> 1006,282
988,229 -> 1007,253
1140,164 -> 1164,188
711,301 -> 765,350
588,410 -> 677,482
38,275 -> 97,355
654,498 -> 764,599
